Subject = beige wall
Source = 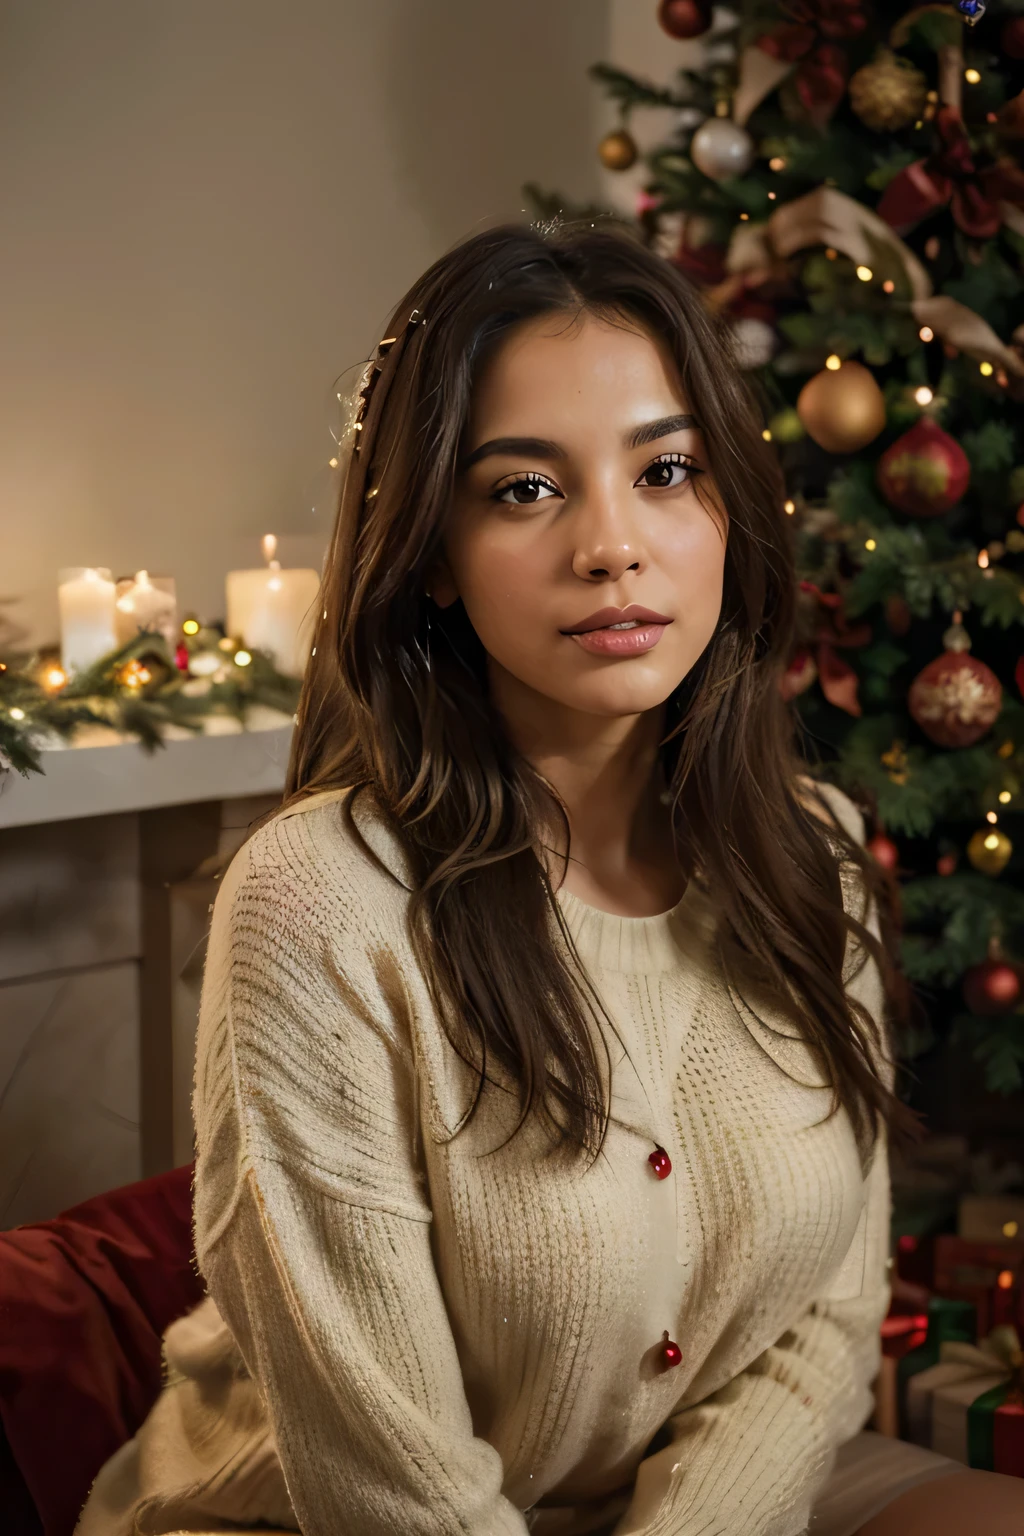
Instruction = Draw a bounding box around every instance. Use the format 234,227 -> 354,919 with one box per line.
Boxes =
1,0 -> 608,650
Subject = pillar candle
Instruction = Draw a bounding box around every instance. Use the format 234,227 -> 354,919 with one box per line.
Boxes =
226,544 -> 320,678
114,570 -> 177,645
58,567 -> 117,673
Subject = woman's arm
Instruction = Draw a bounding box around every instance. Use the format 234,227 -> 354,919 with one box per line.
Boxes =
192,814 -> 530,1536
610,783 -> 894,1536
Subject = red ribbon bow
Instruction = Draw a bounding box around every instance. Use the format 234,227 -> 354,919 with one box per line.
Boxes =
878,107 -> 1019,240
782,582 -> 872,716
756,0 -> 864,127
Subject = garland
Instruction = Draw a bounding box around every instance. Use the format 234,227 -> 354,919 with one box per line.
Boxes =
0,624 -> 301,777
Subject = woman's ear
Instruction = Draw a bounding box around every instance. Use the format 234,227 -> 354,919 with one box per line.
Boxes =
426,558 -> 459,609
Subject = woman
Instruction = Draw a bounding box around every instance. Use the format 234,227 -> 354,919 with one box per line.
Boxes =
76,223 -> 1024,1536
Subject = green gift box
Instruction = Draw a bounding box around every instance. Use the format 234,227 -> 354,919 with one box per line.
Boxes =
906,1326 -> 1024,1478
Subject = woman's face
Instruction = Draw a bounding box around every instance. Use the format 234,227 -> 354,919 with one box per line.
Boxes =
435,309 -> 727,724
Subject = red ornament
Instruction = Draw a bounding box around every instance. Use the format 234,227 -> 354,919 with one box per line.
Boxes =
876,418 -> 971,518
963,957 -> 1023,1016
1003,18 -> 1024,59
936,852 -> 958,877
779,647 -> 818,701
867,833 -> 899,870
174,642 -> 190,672
662,1332 -> 683,1367
657,0 -> 712,39
908,617 -> 1002,749
648,1146 -> 672,1179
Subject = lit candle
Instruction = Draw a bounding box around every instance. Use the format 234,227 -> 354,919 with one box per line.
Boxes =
58,567 -> 117,673
225,535 -> 320,678
114,570 -> 177,645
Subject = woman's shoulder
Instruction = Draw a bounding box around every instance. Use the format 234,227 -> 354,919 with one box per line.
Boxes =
217,785 -> 412,943
794,773 -> 867,848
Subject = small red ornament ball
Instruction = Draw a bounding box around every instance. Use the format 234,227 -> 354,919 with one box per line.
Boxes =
963,958 -> 1023,1016
648,1147 -> 672,1179
174,642 -> 190,672
658,0 -> 712,40
662,1333 -> 683,1367
1003,18 -> 1024,59
867,834 -> 899,870
936,852 -> 958,877
876,419 -> 970,518
908,651 -> 1002,748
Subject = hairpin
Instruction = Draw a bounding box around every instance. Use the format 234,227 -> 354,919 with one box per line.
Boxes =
351,308 -> 427,451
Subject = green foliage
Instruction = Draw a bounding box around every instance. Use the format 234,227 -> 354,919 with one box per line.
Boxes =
952,1015 -> 1024,1096
961,422 -> 1017,476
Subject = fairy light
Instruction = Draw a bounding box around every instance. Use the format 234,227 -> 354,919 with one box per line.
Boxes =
1004,1221 -> 1020,1238
762,428 -> 772,441
856,265 -> 873,282
825,248 -> 837,260
919,326 -> 934,342
42,664 -> 68,691
997,1270 -> 1014,1289
182,619 -> 200,636
987,810 -> 999,824
999,791 -> 1012,804
826,354 -> 842,370
965,68 -> 981,84
767,191 -> 776,200
978,549 -> 990,568
915,386 -> 934,406
865,538 -> 877,551
234,649 -> 252,667
783,499 -> 795,514
984,832 -> 1001,850
882,279 -> 895,293
769,156 -> 786,171
980,361 -> 994,376
9,707 -> 25,721
739,212 -> 750,221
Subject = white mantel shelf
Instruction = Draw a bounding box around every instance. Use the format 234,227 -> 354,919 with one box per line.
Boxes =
0,708 -> 293,829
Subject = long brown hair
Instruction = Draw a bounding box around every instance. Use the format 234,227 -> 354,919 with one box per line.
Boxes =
286,220 -> 913,1170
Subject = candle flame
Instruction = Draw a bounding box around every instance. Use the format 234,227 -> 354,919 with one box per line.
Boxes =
262,534 -> 278,564
135,569 -> 152,586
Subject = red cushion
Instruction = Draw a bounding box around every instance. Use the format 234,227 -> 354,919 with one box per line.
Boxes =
0,1164 -> 202,1536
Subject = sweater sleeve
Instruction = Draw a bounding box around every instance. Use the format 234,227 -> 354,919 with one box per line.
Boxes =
192,818 -> 530,1536
610,786 -> 894,1536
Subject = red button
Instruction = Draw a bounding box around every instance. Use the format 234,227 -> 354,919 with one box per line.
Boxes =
648,1146 -> 672,1179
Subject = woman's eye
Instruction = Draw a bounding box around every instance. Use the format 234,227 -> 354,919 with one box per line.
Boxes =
494,474 -> 560,505
636,455 -> 697,490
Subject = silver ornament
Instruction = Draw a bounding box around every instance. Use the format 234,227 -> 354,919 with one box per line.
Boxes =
690,118 -> 755,181
731,317 -> 777,370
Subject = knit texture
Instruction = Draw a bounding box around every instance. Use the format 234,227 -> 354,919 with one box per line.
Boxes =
125,782 -> 898,1535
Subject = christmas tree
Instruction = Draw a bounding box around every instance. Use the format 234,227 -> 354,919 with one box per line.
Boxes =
532,0 -> 1024,1116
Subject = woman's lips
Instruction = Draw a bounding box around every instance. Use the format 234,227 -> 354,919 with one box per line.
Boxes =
568,623 -> 668,657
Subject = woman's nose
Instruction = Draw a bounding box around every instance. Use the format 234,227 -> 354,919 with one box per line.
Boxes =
570,493 -> 644,583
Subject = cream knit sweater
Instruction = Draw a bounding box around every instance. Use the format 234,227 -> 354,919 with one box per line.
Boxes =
95,781 -> 898,1536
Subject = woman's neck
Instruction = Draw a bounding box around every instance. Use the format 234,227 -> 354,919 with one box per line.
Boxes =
490,665 -> 684,918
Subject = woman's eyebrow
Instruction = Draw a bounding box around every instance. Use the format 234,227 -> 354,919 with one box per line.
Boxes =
459,436 -> 564,471
627,414 -> 698,449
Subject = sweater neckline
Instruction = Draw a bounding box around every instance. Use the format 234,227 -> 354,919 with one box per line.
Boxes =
555,876 -> 710,974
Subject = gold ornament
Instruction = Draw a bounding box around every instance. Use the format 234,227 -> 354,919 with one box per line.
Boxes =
967,827 -> 1013,876
881,741 -> 910,784
849,49 -> 928,133
598,129 -> 638,171
796,359 -> 887,454
115,658 -> 153,689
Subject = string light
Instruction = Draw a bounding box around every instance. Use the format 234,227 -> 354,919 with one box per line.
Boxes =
783,499 -> 795,514
919,326 -> 934,342
825,248 -> 837,260
762,428 -> 772,441
856,265 -> 873,281
769,156 -> 785,171
182,619 -> 200,636
9,707 -> 25,721
980,361 -> 994,376
984,832 -> 1001,850
767,191 -> 776,200
978,549 -> 990,568
739,212 -> 750,221
997,1270 -> 1014,1289
915,386 -> 934,405
826,354 -> 842,370
964,68 -> 981,84
865,538 -> 877,551
42,665 -> 68,691
1005,1221 -> 1020,1238
987,810 -> 999,824
883,279 -> 895,293
999,791 -> 1012,804
234,650 -> 252,667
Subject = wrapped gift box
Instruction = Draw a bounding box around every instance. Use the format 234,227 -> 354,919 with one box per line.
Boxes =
904,1328 -> 1024,1477
933,1236 -> 1023,1338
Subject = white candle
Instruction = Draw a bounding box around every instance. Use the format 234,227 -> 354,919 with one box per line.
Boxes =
226,541 -> 320,678
58,567 -> 117,673
114,570 -> 177,645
